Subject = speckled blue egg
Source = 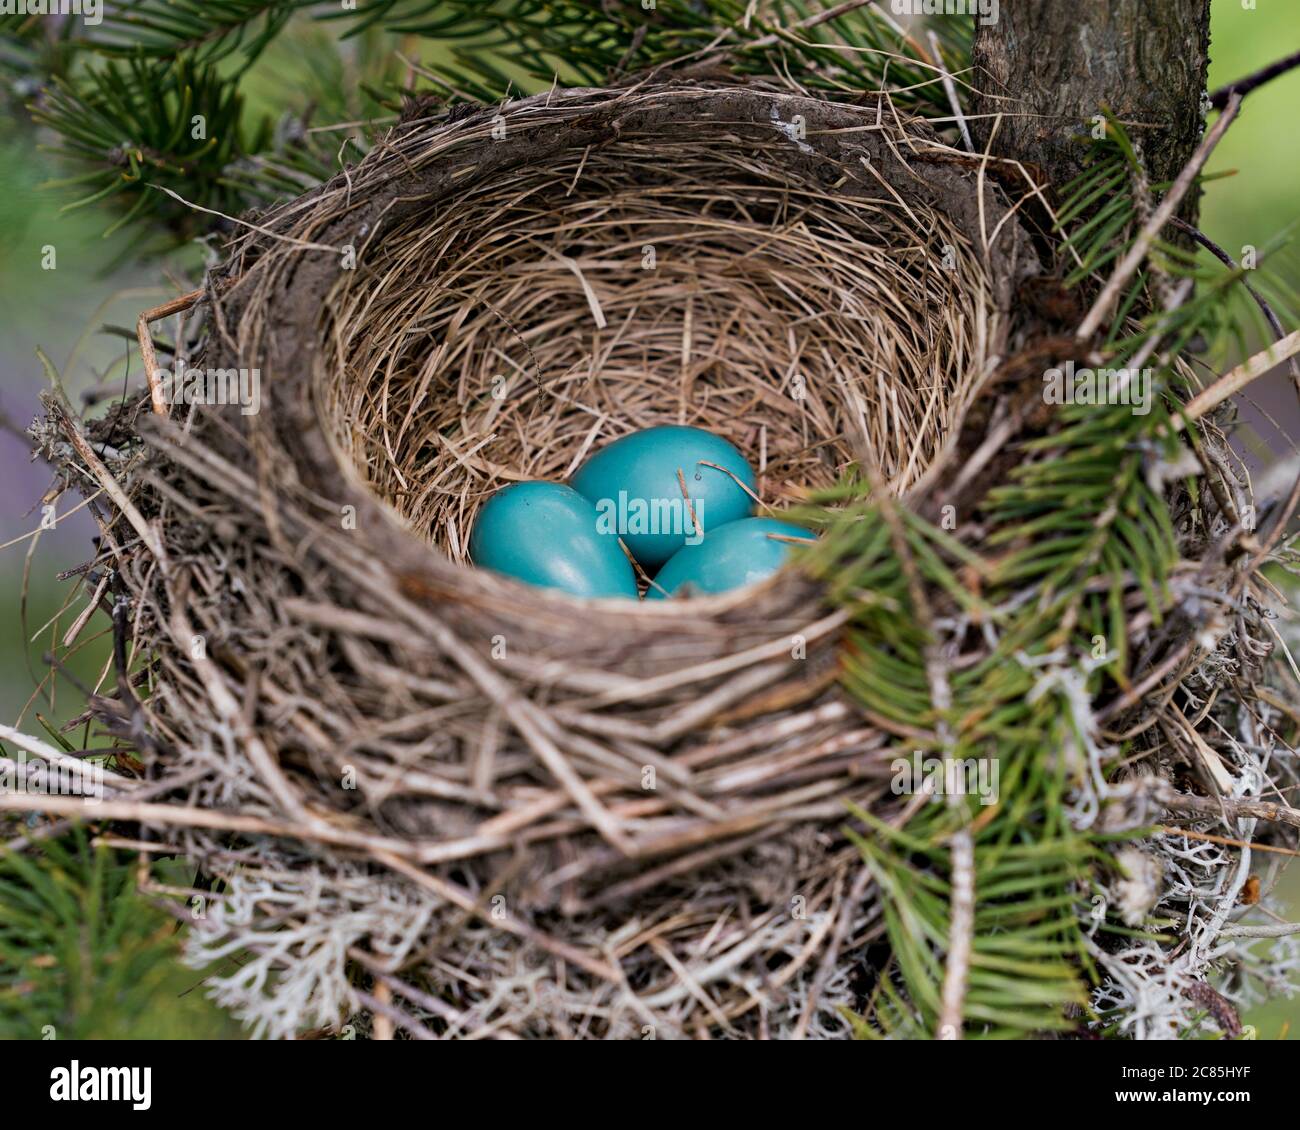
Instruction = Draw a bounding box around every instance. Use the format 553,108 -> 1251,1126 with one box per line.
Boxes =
648,517 -> 814,599
469,482 -> 638,599
570,425 -> 756,570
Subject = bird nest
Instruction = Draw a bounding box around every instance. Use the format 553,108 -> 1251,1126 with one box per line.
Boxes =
33,82 -> 1050,1038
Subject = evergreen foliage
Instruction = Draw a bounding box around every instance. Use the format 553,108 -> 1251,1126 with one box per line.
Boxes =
802,119 -> 1296,1036
0,829 -> 238,1038
3,1 -> 955,242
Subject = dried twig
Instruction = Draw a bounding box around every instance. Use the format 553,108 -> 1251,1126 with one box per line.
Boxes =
1209,47 -> 1300,109
1076,94 -> 1241,341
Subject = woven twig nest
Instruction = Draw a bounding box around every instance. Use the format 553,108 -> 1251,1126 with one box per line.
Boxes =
43,82 -> 1043,1037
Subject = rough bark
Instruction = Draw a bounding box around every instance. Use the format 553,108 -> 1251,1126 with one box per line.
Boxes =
972,1 -> 1212,218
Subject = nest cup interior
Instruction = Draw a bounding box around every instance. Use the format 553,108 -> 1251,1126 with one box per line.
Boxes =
321,108 -> 989,579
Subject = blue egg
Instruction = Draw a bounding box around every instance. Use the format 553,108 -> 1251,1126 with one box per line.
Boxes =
647,517 -> 814,599
571,425 -> 756,570
469,482 -> 638,599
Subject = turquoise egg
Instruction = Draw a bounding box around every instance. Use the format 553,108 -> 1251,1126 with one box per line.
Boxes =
571,425 -> 756,569
469,482 -> 638,599
648,517 -> 814,599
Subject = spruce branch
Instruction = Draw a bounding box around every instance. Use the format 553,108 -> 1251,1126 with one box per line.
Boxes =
813,95 -> 1299,1036
1076,95 -> 1242,341
366,0 -> 957,109
31,55 -> 263,242
0,11 -> 80,102
0,829 -> 226,1039
14,2 -> 970,247
92,0 -> 306,67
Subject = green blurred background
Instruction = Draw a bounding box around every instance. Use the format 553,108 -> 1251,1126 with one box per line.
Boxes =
0,4 -> 1297,1038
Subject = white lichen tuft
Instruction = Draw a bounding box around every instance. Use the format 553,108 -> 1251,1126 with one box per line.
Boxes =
1091,941 -> 1201,1040
183,856 -> 437,1040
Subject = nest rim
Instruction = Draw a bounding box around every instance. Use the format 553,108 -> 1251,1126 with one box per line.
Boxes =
207,81 -> 1034,618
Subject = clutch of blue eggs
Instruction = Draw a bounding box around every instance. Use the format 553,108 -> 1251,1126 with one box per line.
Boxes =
468,425 -> 815,600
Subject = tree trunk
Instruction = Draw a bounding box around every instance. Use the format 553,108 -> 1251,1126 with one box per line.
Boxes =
972,0 -> 1212,220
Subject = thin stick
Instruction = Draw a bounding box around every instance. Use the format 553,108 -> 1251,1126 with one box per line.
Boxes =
137,289 -> 202,416
675,467 -> 702,537
1157,826 -> 1300,858
0,721 -> 133,789
926,31 -> 972,152
1167,216 -> 1298,383
147,183 -> 340,253
1076,94 -> 1241,342
937,828 -> 973,1038
51,399 -> 166,562
4,766 -> 212,852
1220,921 -> 1300,939
1172,327 -> 1300,432
1155,783 -> 1300,831
0,791 -> 435,859
739,0 -> 875,51
353,988 -> 434,1040
1209,47 -> 1300,109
